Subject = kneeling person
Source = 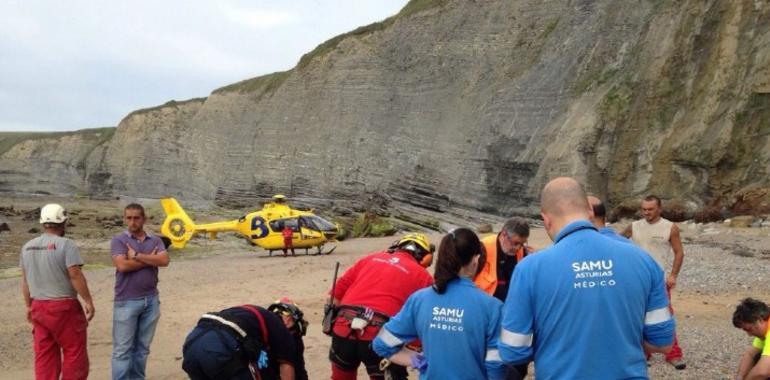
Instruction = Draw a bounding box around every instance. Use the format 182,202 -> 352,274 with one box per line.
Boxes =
733,298 -> 770,380
182,302 -> 306,380
268,298 -> 309,380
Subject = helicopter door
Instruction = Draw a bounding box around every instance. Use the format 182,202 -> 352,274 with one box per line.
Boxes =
269,218 -> 299,237
298,216 -> 321,240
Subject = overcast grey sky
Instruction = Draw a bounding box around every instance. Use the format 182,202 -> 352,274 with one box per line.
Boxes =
0,1 -> 409,132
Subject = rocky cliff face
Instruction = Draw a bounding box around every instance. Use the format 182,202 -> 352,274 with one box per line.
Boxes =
0,128 -> 114,196
89,98 -> 206,197
1,0 -> 768,217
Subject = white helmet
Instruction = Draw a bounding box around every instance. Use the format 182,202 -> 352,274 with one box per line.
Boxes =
40,204 -> 68,224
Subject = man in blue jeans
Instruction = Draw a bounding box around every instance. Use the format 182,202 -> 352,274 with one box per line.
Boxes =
110,203 -> 170,379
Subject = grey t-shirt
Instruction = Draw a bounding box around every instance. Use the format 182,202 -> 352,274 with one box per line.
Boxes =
20,234 -> 84,299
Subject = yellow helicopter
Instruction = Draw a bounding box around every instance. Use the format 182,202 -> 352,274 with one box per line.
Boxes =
160,195 -> 339,256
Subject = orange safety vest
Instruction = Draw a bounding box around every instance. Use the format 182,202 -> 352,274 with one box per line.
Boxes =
473,234 -> 525,296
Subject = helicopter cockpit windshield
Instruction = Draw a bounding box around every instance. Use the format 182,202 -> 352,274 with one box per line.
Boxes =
300,216 -> 338,235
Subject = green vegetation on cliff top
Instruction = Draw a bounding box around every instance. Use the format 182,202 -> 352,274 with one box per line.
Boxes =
212,71 -> 291,96
0,127 -> 115,157
297,0 -> 448,69
125,97 -> 207,119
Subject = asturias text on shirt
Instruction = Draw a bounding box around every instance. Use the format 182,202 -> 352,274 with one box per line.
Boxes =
572,260 -> 616,289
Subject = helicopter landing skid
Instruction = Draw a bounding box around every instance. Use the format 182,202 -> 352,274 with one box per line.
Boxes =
310,245 -> 336,256
267,245 -> 336,257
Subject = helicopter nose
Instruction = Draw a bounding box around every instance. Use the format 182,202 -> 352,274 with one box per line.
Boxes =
323,224 -> 340,239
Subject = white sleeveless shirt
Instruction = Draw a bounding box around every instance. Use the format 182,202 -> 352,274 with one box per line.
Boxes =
631,218 -> 673,270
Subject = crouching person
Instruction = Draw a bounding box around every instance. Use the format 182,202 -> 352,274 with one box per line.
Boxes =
732,298 -> 770,380
182,301 -> 307,380
268,298 -> 309,380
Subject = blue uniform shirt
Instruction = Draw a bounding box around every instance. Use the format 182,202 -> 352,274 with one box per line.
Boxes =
499,220 -> 674,380
373,277 -> 506,380
599,226 -> 632,243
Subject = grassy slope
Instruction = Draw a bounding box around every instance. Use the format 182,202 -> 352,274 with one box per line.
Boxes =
124,97 -> 207,119
0,127 -> 115,157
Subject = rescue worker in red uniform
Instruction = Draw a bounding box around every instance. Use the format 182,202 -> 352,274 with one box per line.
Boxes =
281,225 -> 295,256
328,233 -> 434,380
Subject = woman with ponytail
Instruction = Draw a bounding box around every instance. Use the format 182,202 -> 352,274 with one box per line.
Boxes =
373,228 -> 506,380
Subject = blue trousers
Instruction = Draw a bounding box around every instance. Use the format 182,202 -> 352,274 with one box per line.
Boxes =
182,326 -> 253,380
111,295 -> 160,380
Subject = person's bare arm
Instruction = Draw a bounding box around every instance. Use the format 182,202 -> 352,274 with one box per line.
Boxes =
278,362 -> 295,380
746,352 -> 770,380
67,265 -> 95,321
667,224 -> 685,289
736,346 -> 761,380
621,224 -> 633,238
21,271 -> 32,324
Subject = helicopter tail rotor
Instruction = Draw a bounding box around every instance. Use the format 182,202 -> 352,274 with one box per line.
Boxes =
160,198 -> 197,249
